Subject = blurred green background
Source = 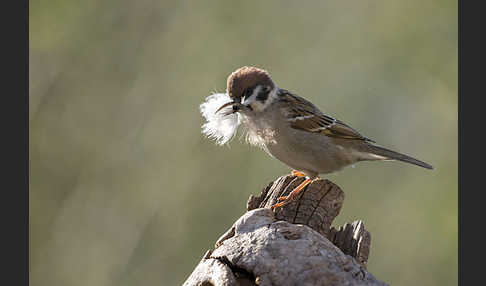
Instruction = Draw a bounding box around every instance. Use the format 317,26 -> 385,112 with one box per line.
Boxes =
30,1 -> 457,285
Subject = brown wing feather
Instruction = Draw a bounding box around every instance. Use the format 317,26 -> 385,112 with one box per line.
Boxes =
279,90 -> 374,142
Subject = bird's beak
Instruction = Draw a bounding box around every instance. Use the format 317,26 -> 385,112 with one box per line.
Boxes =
215,99 -> 243,116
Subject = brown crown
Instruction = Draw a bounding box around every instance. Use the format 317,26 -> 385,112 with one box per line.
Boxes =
226,66 -> 275,101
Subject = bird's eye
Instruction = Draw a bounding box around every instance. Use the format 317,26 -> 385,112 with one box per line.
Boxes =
256,86 -> 270,102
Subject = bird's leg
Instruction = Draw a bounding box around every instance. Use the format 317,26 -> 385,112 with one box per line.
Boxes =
291,170 -> 306,177
272,178 -> 313,210
277,171 -> 320,202
275,177 -> 312,201
277,170 -> 316,201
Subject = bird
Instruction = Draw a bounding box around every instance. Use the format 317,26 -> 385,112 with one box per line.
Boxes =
204,66 -> 433,210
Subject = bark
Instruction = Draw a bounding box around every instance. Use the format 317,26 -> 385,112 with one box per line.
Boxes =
183,175 -> 388,286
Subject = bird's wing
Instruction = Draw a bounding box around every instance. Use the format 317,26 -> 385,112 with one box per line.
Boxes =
279,90 -> 374,142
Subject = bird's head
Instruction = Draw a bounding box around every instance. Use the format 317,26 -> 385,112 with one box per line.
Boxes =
216,66 -> 277,115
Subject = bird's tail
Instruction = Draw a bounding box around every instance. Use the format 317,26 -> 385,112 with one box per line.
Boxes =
364,144 -> 433,170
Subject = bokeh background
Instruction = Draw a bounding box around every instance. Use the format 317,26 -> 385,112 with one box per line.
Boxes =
30,1 -> 457,285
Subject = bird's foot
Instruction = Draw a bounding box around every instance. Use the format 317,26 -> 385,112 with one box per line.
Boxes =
272,178 -> 312,210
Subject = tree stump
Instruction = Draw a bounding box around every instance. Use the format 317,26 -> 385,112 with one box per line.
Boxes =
183,175 -> 388,286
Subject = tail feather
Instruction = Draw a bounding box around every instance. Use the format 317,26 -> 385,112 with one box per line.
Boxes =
364,144 -> 434,170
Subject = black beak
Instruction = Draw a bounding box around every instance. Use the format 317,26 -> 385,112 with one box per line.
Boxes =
215,98 -> 242,115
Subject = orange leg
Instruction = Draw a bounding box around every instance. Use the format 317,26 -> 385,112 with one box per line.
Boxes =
291,170 -> 306,177
271,178 -> 312,210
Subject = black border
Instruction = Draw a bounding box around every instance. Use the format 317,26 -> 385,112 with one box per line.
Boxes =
1,0 -> 29,285
459,1 -> 483,285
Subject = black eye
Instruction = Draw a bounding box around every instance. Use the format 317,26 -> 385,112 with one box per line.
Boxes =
256,86 -> 270,101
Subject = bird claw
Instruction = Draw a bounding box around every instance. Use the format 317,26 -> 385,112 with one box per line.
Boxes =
271,178 -> 313,210
271,200 -> 289,210
277,195 -> 289,201
271,194 -> 297,209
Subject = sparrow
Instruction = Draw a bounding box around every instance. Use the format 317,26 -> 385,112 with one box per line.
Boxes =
200,66 -> 433,209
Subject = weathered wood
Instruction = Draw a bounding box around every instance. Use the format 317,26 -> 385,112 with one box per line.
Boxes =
247,175 -> 345,238
329,221 -> 371,269
183,175 -> 387,286
247,175 -> 371,267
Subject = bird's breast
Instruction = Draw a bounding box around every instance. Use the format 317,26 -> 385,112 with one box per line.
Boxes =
264,126 -> 357,174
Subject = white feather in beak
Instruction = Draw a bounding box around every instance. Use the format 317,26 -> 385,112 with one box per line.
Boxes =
200,93 -> 241,145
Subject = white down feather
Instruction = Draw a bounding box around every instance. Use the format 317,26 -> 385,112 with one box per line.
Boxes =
199,93 -> 241,145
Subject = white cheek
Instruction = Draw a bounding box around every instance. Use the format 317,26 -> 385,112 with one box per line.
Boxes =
244,86 -> 278,112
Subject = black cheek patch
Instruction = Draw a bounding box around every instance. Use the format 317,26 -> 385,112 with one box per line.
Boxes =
256,88 -> 270,102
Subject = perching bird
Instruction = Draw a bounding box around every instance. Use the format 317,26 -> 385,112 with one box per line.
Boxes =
200,66 -> 433,209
